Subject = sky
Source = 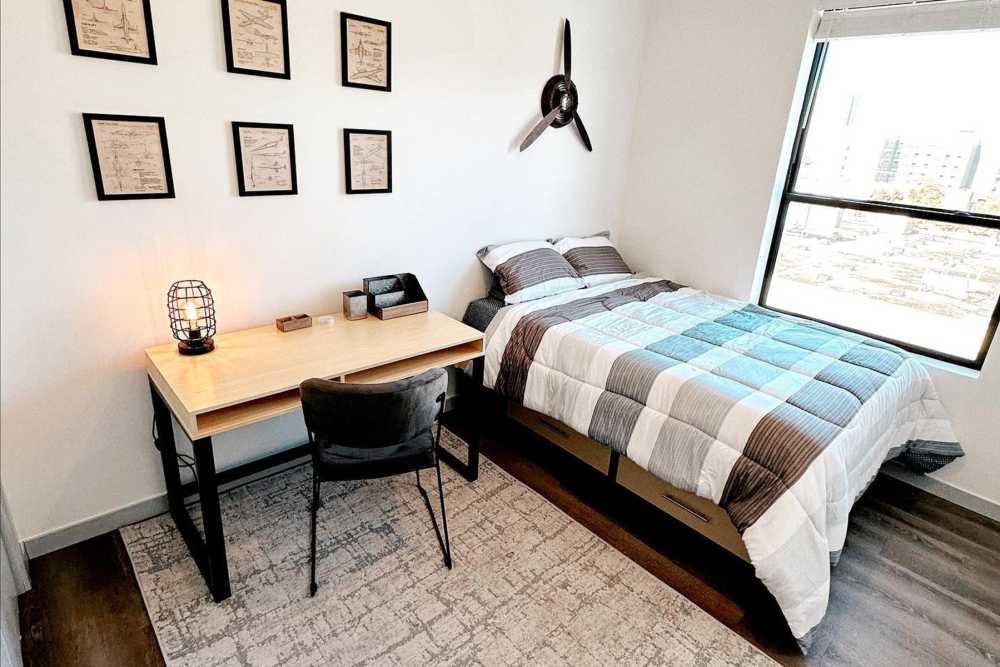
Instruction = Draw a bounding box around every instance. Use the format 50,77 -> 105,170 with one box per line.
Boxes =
815,31 -> 1000,140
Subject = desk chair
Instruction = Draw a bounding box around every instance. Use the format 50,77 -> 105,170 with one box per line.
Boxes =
300,368 -> 452,597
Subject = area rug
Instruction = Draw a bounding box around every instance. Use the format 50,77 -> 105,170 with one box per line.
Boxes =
122,429 -> 776,666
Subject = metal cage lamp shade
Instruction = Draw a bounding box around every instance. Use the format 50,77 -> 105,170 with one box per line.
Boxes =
168,280 -> 216,355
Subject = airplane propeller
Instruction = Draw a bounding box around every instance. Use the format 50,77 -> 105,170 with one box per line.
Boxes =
519,19 -> 592,153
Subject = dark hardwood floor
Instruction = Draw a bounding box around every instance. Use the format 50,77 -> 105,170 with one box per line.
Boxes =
18,528 -> 164,667
18,413 -> 1000,666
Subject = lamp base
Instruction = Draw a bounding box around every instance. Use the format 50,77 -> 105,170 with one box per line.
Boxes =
178,338 -> 215,355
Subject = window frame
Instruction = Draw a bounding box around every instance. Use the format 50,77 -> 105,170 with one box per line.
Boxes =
759,41 -> 1000,371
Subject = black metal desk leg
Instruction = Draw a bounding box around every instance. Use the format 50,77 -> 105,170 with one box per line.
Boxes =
192,437 -> 231,602
149,378 -> 232,603
439,356 -> 483,482
466,356 -> 483,481
150,379 -> 185,518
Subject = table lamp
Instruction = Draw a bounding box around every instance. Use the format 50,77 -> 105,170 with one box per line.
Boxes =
167,280 -> 216,355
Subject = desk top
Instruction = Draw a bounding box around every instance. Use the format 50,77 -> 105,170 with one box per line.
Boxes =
145,311 -> 484,438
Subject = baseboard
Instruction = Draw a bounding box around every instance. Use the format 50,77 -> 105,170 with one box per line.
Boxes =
23,493 -> 170,559
881,461 -> 1000,523
22,454 -> 311,559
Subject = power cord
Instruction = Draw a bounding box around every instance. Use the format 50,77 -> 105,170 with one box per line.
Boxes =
152,417 -> 199,488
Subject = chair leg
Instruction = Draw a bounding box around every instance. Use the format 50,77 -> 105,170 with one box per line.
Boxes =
309,470 -> 319,597
434,453 -> 453,569
416,463 -> 452,569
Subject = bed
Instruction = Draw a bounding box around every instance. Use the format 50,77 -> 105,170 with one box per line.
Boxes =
463,275 -> 962,652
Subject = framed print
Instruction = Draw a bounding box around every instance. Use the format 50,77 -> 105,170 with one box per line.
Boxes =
62,0 -> 157,65
340,13 -> 391,92
82,113 -> 175,201
221,0 -> 291,79
232,122 -> 298,196
343,129 -> 392,194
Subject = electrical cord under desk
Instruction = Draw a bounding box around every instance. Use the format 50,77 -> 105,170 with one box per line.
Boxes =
152,417 -> 199,489
150,417 -> 312,512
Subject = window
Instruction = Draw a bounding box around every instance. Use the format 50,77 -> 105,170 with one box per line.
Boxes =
761,32 -> 1000,369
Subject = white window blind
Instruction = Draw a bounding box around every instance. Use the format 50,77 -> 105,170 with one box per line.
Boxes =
816,0 -> 1000,39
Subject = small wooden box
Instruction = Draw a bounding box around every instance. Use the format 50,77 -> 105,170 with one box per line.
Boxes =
362,273 -> 429,320
275,314 -> 312,332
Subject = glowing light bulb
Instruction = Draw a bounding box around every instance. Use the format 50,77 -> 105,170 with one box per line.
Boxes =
184,301 -> 199,332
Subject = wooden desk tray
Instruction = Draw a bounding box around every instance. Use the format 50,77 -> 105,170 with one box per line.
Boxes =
275,314 -> 312,332
363,273 -> 429,320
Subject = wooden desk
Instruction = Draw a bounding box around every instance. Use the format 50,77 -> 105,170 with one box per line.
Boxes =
145,311 -> 485,602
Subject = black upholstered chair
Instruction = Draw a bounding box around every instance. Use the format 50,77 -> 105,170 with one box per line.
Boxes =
300,368 -> 452,597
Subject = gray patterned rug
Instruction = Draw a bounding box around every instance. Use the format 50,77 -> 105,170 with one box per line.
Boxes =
122,430 -> 776,666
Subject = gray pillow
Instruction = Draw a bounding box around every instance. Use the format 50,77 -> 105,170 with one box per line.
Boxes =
476,240 -> 584,304
550,232 -> 633,287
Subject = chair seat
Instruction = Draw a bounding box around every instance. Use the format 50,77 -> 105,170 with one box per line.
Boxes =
314,430 -> 436,481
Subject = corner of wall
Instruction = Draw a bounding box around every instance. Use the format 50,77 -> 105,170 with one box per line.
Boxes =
748,15 -> 822,302
612,0 -> 658,249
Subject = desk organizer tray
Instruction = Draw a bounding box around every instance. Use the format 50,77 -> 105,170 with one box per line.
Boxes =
362,273 -> 429,320
275,314 -> 312,332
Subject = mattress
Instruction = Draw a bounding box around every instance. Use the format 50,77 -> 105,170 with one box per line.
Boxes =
481,276 -> 962,651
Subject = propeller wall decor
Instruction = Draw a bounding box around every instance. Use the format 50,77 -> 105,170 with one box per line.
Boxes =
519,19 -> 592,153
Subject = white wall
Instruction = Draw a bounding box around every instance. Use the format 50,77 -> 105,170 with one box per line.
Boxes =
0,0 -> 649,543
620,0 -> 817,299
619,0 -> 999,507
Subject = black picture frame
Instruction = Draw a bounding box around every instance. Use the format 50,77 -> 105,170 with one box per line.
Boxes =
343,129 -> 392,195
221,0 -> 291,80
62,0 -> 158,65
82,113 -> 175,201
340,12 -> 391,92
231,122 -> 298,197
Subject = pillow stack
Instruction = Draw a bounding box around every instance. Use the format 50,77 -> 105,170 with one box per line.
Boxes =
552,232 -> 634,287
477,240 -> 584,304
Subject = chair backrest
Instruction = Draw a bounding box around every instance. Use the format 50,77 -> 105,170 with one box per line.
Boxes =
300,367 -> 447,449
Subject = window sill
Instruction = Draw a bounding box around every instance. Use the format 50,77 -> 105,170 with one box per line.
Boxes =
916,354 -> 980,380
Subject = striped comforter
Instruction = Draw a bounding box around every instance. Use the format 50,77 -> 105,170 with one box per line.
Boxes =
483,276 -> 961,649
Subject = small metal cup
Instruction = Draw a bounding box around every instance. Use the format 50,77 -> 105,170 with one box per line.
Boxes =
342,290 -> 368,321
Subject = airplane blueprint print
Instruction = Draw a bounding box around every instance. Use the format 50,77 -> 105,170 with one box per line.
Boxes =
69,0 -> 151,58
238,126 -> 293,192
344,17 -> 387,88
227,0 -> 286,75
